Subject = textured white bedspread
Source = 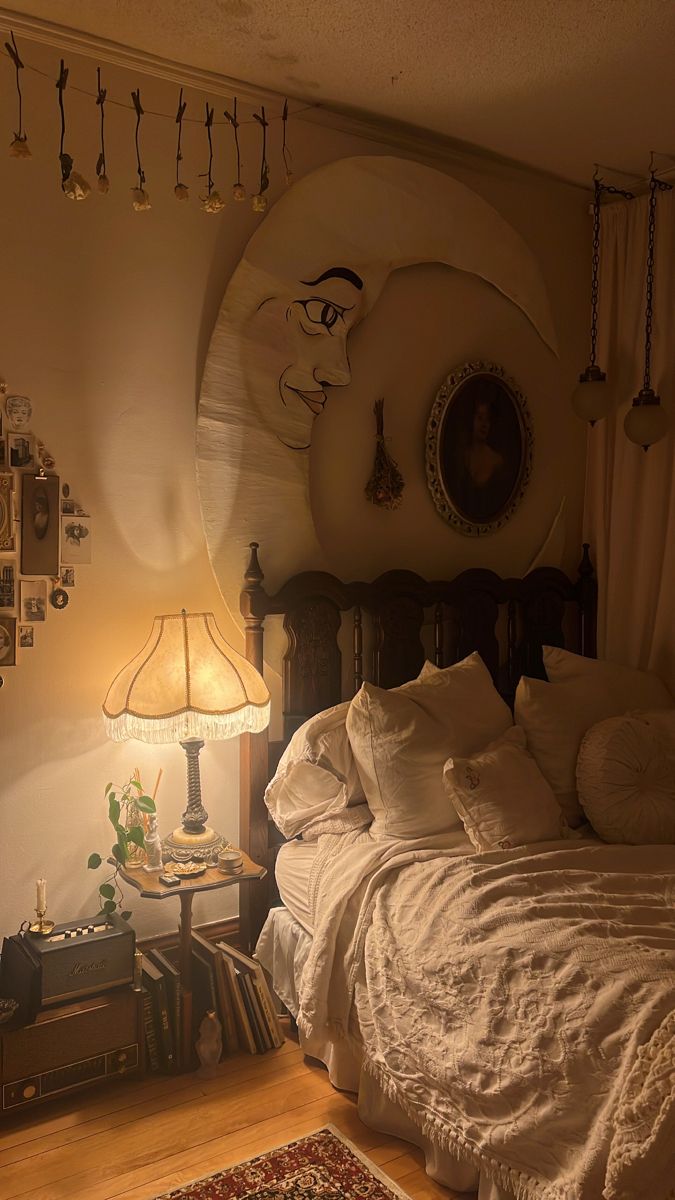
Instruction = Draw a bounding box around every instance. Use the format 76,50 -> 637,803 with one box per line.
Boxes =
299,833 -> 675,1200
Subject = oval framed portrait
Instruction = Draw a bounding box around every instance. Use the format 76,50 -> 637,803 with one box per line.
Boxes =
425,361 -> 533,537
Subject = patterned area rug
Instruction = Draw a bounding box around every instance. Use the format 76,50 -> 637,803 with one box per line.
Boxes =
154,1125 -> 413,1198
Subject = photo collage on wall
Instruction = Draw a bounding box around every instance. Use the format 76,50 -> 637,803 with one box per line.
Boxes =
0,383 -> 92,680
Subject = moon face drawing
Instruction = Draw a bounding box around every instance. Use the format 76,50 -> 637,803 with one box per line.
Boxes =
197,155 -> 557,637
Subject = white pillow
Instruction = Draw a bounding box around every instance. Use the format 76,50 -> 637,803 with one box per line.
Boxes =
265,701 -> 365,839
347,653 -> 513,839
515,653 -> 673,827
444,726 -> 569,852
577,712 -> 675,844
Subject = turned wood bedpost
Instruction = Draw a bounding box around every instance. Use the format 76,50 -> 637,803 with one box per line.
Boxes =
239,543 -> 271,953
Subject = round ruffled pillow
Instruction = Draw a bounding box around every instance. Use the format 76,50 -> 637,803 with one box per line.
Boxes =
577,711 -> 675,844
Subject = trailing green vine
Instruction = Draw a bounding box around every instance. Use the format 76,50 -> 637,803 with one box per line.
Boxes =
87,776 -> 156,919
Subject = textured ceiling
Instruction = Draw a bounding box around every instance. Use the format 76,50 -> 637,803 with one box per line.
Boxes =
4,0 -> 675,183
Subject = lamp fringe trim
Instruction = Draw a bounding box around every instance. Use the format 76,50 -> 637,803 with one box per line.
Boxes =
103,700 -> 270,743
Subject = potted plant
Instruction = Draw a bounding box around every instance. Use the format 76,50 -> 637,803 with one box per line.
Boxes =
87,775 -> 156,919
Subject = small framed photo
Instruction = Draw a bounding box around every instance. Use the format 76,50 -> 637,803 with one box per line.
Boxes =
0,561 -> 16,610
5,394 -> 32,431
0,615 -> 16,666
0,475 -> 14,552
19,624 -> 34,649
61,566 -> 75,588
61,516 -> 92,564
21,473 -> 60,576
21,579 -> 47,623
8,434 -> 35,470
0,439 -> 6,470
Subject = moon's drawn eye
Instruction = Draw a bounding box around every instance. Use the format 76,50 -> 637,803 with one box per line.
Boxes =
298,298 -> 342,331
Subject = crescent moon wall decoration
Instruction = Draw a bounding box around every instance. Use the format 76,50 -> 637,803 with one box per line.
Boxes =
197,154 -> 558,630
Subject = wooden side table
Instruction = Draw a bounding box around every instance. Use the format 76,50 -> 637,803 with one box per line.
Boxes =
117,853 -> 265,1071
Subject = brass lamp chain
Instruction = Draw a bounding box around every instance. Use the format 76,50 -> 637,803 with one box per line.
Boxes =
643,171 -> 673,391
589,178 -> 601,368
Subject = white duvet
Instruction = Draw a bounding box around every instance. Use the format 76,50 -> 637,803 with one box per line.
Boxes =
298,831 -> 675,1200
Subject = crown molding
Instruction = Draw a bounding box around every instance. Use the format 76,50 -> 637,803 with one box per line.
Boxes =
0,5 -> 585,191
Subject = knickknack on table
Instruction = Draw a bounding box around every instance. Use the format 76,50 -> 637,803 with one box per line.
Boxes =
0,379 -> 93,684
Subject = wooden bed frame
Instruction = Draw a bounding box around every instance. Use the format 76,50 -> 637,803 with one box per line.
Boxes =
238,542 -> 597,951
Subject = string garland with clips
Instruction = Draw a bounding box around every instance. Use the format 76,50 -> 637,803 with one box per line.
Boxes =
2,29 -> 302,212
0,379 -> 92,686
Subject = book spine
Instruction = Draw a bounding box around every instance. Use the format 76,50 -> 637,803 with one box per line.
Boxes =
240,971 -> 269,1052
252,974 -> 284,1049
153,977 -> 176,1073
141,987 -> 160,1074
215,960 -> 239,1055
237,970 -> 264,1052
220,953 -> 256,1054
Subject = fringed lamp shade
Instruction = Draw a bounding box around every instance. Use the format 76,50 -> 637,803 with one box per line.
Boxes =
102,611 -> 270,743
103,611 -> 270,859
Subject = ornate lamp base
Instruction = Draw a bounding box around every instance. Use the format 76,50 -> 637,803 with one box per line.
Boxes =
162,737 -> 228,862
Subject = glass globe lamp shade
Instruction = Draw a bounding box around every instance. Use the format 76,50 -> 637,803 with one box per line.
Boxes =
571,366 -> 612,425
624,389 -> 669,450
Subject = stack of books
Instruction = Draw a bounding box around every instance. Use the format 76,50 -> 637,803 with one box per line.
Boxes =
140,935 -> 284,1072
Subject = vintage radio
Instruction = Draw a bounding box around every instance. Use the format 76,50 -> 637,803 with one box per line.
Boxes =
0,913 -> 135,1018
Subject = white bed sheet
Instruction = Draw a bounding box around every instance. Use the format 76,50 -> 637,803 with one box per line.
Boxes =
274,838 -> 317,933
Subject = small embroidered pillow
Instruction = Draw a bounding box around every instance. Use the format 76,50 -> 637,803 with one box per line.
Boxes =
443,726 -> 569,852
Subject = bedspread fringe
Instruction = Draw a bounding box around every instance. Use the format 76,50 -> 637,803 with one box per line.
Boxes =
361,1055 -> 579,1200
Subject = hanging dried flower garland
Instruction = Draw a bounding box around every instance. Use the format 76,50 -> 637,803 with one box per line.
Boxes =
365,398 -> 405,509
5,33 -> 29,157
201,103 -> 225,213
224,98 -> 246,201
56,58 -> 90,199
131,88 -> 150,210
174,87 -> 188,201
3,35 -> 312,208
95,68 -> 109,193
282,99 -> 293,186
252,106 -> 269,212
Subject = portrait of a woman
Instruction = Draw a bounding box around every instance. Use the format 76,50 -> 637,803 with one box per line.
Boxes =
429,364 -> 531,535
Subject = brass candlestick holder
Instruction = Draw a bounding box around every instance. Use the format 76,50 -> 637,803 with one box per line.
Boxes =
29,908 -> 55,936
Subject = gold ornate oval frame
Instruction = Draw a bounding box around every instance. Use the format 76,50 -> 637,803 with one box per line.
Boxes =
425,361 -> 533,537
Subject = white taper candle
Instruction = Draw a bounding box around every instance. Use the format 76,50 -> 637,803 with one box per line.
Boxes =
36,878 -> 46,911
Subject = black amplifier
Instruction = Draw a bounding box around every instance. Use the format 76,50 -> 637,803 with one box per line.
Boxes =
0,914 -> 135,1018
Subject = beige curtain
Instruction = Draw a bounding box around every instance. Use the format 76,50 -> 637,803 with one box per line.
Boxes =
584,189 -> 675,689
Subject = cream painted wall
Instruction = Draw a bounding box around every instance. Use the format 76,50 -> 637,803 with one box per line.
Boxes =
0,41 -> 588,941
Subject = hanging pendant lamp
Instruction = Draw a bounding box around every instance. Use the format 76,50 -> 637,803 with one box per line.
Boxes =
624,171 -> 671,450
571,177 -> 612,425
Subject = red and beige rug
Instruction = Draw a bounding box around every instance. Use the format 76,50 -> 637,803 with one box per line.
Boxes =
154,1125 -> 413,1199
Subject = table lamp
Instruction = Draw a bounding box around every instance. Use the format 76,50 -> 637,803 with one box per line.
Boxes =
102,610 -> 270,859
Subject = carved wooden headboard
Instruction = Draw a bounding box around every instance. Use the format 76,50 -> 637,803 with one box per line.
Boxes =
238,543 -> 597,950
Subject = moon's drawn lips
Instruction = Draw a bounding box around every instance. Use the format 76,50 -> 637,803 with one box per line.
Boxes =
288,387 -> 327,415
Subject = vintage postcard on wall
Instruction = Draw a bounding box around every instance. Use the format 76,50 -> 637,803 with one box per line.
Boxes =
19,624 -> 34,648
0,561 -> 16,610
20,473 -> 60,576
61,516 -> 92,564
60,566 -> 75,588
20,579 -> 47,623
8,433 -> 35,470
0,474 -> 14,552
0,615 -> 16,666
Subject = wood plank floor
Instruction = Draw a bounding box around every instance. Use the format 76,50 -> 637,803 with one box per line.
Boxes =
0,1031 -> 465,1199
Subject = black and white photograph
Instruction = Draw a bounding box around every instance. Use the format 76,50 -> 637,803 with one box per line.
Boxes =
0,561 -> 15,610
0,474 -> 14,552
61,498 -> 88,516
19,625 -> 34,648
20,579 -> 47,623
0,615 -> 16,666
8,433 -> 35,470
61,516 -> 92,564
5,394 -> 32,431
20,472 -> 60,576
61,566 -> 75,588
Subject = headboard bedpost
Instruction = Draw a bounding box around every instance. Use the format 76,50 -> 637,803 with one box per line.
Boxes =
239,542 -> 271,953
577,543 -> 597,659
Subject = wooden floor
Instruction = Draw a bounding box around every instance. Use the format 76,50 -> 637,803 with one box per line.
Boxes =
0,1031 -> 464,1199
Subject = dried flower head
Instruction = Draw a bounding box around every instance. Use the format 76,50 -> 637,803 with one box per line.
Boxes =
202,190 -> 225,214
132,187 -> 151,211
174,183 -> 189,202
97,173 -> 110,194
62,171 -> 91,201
252,193 -> 268,214
9,134 -> 31,159
232,183 -> 246,202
